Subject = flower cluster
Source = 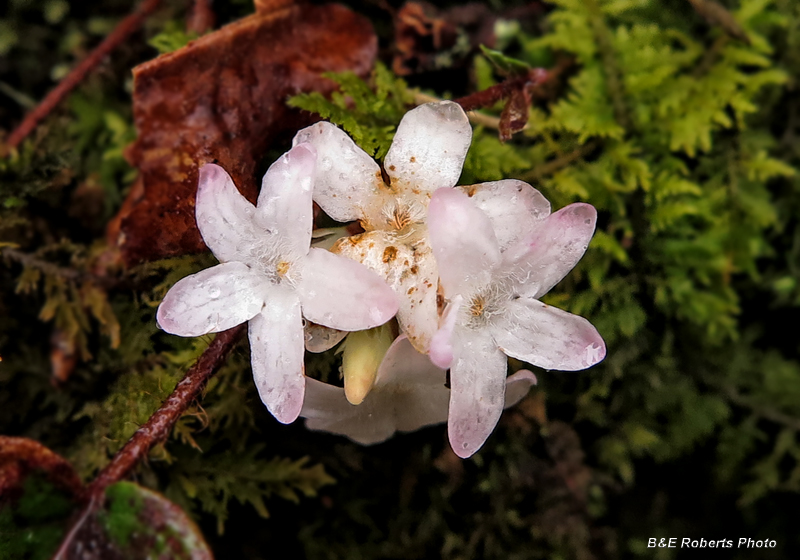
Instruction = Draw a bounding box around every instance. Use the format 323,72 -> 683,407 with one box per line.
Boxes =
158,101 -> 605,458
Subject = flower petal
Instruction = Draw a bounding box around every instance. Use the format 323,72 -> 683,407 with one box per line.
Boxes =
428,187 -> 501,296
447,330 -> 508,458
458,179 -> 551,252
256,143 -> 316,258
195,164 -> 264,264
375,335 -> 444,387
332,231 -> 439,353
428,294 -> 463,369
304,322 -> 347,353
296,247 -> 399,331
293,121 -> 382,222
301,379 -> 398,445
248,288 -> 305,424
503,203 -> 597,299
504,370 -> 538,408
491,298 -> 606,371
157,262 -> 267,336
384,101 -> 472,194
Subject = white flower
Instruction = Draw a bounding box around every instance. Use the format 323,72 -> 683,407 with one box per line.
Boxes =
300,335 -> 537,445
156,144 -> 399,424
292,101 -> 473,354
427,187 -> 606,458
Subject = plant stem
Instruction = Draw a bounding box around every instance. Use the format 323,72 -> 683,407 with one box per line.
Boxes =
51,324 -> 245,559
5,0 -> 164,152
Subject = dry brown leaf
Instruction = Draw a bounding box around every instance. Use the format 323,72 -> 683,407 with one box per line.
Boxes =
108,4 -> 377,266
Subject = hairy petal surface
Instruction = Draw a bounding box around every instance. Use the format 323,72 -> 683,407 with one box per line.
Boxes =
256,143 -> 317,258
195,164 -> 264,264
385,101 -> 472,194
157,262 -> 267,336
448,331 -> 508,458
459,179 -> 551,252
249,288 -> 305,424
504,203 -> 597,298
296,248 -> 398,331
428,188 -> 500,296
492,298 -> 606,371
293,122 -> 382,222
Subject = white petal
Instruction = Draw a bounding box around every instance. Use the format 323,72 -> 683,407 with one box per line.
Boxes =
375,335 -> 444,387
256,143 -> 316,258
293,121 -> 382,222
332,231 -> 439,353
384,101 -> 472,194
304,323 -> 347,353
195,164 -> 264,264
491,298 -> 606,371
428,295 -> 463,369
504,370 -> 538,408
301,379 -> 398,445
248,288 -> 305,424
458,180 -> 551,252
428,187 -> 501,296
302,336 -> 452,444
503,203 -> 597,299
296,248 -> 399,331
447,330 -> 508,458
157,262 -> 267,336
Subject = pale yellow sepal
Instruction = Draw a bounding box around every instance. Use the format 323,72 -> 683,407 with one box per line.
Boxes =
339,324 -> 395,405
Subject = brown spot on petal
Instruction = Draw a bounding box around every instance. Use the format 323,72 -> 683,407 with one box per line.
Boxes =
410,265 -> 419,274
409,156 -> 416,162
382,246 -> 398,263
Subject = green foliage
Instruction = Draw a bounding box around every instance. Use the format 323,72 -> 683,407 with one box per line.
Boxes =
288,63 -> 416,160
165,447 -> 335,534
0,476 -> 74,560
148,20 -> 200,55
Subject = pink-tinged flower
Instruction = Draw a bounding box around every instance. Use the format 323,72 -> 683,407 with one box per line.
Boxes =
156,145 -> 399,424
427,187 -> 606,458
300,335 -> 537,445
292,101 -> 473,354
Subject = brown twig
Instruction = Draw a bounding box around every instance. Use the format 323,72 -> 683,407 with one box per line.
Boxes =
519,141 -> 600,182
453,68 -> 551,112
5,0 -> 164,152
187,0 -> 216,35
51,324 -> 245,559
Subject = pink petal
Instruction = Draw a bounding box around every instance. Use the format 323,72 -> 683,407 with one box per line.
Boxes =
157,262 -> 267,337
503,203 -> 597,299
428,188 -> 500,296
384,101 -> 472,194
459,179 -> 551,252
447,331 -> 508,458
296,248 -> 399,331
248,288 -> 305,424
195,164 -> 264,264
428,295 -> 463,369
293,122 -> 382,223
256,143 -> 316,258
491,298 -> 606,371
504,370 -> 538,408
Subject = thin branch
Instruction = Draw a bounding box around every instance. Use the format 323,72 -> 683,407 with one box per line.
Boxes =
5,0 -> 164,152
723,386 -> 800,432
51,324 -> 245,559
518,141 -> 599,182
2,247 -> 82,280
413,92 -> 509,131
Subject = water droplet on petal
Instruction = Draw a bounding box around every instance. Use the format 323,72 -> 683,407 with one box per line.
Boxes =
320,157 -> 333,171
208,286 -> 221,299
